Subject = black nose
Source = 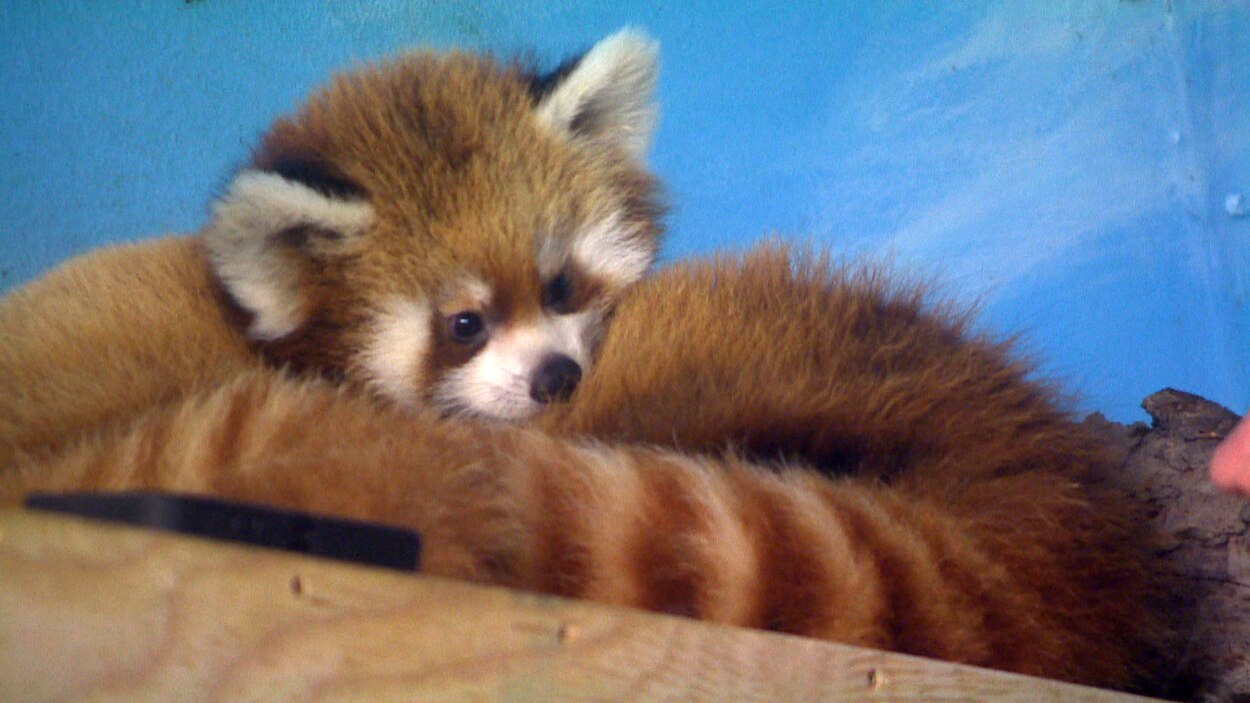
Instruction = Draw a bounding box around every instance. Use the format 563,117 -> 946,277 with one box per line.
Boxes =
530,354 -> 582,404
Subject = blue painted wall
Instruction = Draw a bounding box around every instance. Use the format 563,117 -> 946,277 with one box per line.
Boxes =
1,1 -> 1246,422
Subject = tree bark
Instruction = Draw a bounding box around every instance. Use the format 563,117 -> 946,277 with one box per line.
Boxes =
1085,389 -> 1249,702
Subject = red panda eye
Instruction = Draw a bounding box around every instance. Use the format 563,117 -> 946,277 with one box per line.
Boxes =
542,271 -> 573,311
448,312 -> 485,344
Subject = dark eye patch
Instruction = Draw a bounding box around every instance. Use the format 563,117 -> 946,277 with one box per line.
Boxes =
423,309 -> 487,384
448,311 -> 487,345
542,263 -> 610,315
542,271 -> 574,312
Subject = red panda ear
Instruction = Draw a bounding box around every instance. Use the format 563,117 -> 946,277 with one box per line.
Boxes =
202,169 -> 374,341
532,29 -> 659,160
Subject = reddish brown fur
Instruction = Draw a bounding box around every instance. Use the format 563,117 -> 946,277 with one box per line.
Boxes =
3,246 -> 1171,691
545,246 -> 1105,485
0,41 -> 662,463
248,50 -> 662,381
541,244 -> 1172,686
0,237 -> 262,467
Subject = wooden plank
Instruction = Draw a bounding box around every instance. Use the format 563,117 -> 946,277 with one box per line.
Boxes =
0,508 -> 1164,703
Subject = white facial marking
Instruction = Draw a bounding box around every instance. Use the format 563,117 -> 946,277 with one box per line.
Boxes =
203,170 -> 375,341
573,210 -> 653,286
434,310 -> 600,420
455,277 -> 493,310
359,297 -> 433,405
535,231 -> 567,280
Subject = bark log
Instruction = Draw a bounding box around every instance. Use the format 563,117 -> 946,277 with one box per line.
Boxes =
1085,389 -> 1249,702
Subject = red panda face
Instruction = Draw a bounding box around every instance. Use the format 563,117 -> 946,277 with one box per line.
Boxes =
203,30 -> 664,420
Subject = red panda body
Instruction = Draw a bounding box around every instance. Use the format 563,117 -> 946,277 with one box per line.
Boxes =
2,246 -> 1172,692
0,236 -> 260,466
0,31 -> 664,465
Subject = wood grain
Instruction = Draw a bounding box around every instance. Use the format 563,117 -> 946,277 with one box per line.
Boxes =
0,508 -> 1164,703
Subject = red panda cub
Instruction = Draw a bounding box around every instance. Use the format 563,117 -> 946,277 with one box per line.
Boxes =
2,246 -> 1171,691
0,30 -> 664,466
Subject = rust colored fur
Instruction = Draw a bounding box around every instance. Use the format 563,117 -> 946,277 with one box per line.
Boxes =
4,246 -> 1170,691
0,237 -> 262,467
0,33 -> 662,464
239,47 -> 662,381
544,245 -> 1090,483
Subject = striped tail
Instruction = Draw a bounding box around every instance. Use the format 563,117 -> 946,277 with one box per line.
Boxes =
3,371 -> 1165,689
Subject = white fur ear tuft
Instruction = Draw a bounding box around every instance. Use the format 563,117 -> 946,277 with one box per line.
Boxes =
573,210 -> 657,286
203,170 -> 374,341
535,28 -> 659,159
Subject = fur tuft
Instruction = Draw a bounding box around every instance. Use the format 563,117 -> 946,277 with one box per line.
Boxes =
203,170 -> 374,341
572,210 -> 657,286
534,28 -> 659,159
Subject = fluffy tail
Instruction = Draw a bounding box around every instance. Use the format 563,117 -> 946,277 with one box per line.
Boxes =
3,372 -> 1166,689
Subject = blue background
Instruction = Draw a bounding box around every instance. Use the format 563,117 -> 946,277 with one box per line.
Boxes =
1,1 -> 1246,422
